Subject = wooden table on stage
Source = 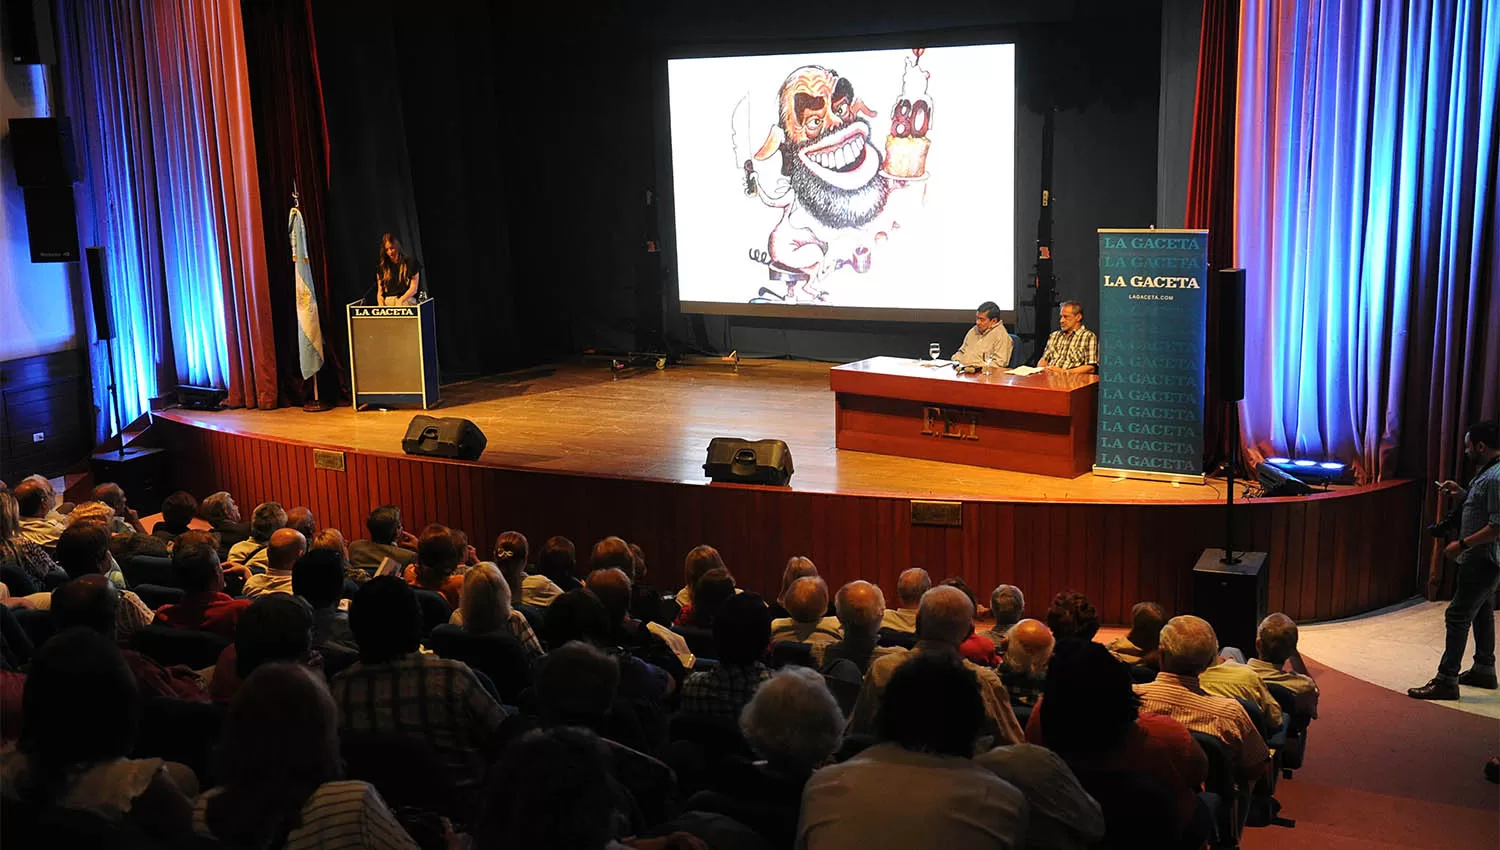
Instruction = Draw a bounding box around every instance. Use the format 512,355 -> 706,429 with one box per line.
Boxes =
830,356 -> 1100,478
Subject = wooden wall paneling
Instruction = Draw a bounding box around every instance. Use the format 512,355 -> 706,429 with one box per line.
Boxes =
1299,500 -> 1322,620
1119,506 -> 1142,617
1282,503 -> 1305,619
1317,502 -> 1341,619
1101,507 -> 1124,624
973,503 -> 996,606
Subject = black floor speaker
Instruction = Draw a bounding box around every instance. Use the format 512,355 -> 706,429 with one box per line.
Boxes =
1192,549 -> 1268,654
703,437 -> 794,486
401,415 -> 486,461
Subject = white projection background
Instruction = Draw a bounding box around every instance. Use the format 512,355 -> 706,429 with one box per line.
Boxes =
667,43 -> 1015,320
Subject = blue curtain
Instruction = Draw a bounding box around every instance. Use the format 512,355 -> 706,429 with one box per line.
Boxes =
1235,0 -> 1498,481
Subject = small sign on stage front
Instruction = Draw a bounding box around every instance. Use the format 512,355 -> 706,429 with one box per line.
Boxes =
1093,229 -> 1208,484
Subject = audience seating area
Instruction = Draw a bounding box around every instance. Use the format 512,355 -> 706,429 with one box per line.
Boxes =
0,474 -> 1326,849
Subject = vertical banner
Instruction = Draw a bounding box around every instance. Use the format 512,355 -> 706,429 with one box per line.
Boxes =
1093,229 -> 1208,483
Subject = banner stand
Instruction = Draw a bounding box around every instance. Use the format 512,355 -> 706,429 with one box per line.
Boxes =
1092,228 -> 1209,485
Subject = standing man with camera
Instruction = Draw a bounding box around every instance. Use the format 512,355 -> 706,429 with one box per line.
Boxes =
1409,420 -> 1500,700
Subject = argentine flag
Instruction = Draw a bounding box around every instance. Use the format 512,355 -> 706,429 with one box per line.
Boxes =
290,206 -> 324,380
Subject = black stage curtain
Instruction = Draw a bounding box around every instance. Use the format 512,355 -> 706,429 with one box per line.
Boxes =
243,0 -> 345,404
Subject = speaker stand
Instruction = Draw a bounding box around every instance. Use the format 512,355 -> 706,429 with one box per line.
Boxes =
105,335 -> 125,459
303,372 -> 332,412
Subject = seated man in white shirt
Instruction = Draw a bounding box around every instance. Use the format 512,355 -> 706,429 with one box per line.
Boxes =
953,301 -> 1014,369
1247,613 -> 1320,719
800,651 -> 1030,850
242,528 -> 306,598
769,577 -> 842,663
880,567 -> 931,633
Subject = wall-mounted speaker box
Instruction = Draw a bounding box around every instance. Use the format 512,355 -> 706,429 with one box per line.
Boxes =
22,187 -> 79,262
9,117 -> 76,185
4,0 -> 58,65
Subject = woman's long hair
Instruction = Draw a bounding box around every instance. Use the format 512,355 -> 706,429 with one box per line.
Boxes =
376,232 -> 404,272
204,664 -> 342,848
493,531 -> 529,600
460,562 -> 511,634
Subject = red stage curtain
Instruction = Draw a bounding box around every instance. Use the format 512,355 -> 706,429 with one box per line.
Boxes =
1184,0 -> 1241,473
242,0 -> 345,404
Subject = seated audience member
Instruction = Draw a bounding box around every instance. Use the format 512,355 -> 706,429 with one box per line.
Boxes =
1045,591 -> 1100,641
93,483 -> 148,535
476,727 -> 623,850
680,592 -> 774,719
942,578 -> 999,667
225,501 -> 288,574
448,560 -> 544,657
0,492 -> 58,588
286,506 -> 317,541
62,502 -> 131,587
769,576 -> 843,661
675,543 -> 728,608
311,527 -> 371,588
1248,613 -> 1320,718
1197,645 -> 1284,730
427,563 -> 533,699
768,555 -> 821,621
696,666 -> 845,848
11,476 -> 64,549
999,619 -> 1055,710
493,530 -> 561,609
1135,615 -> 1270,782
674,566 -> 737,628
155,530 -> 253,639
0,627 -> 197,838
881,567 -> 931,633
332,577 -> 506,789
54,522 -> 153,641
294,547 -> 360,655
535,534 -> 582,593
545,589 -> 671,710
1025,639 -> 1205,844
151,491 -> 200,546
616,556 -> 694,669
347,505 -> 418,571
800,653 -> 1028,850
199,491 -> 251,557
1107,602 -> 1166,668
241,527 -> 308,599
588,566 -> 686,682
588,535 -> 634,573
54,576 -> 208,701
403,524 -> 465,608
822,580 -> 901,674
211,594 -> 318,702
851,585 -> 1025,744
984,584 -> 1026,650
976,741 -> 1105,850
195,663 -> 418,849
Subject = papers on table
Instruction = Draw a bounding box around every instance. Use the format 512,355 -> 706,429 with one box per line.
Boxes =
1006,365 -> 1044,376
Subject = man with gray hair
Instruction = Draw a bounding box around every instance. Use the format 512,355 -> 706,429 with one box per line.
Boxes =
850,585 -> 1024,743
1136,615 -> 1269,781
983,584 -> 1025,649
226,501 -> 288,574
823,580 -> 901,674
1248,612 -> 1319,718
770,577 -> 843,662
998,618 -> 1053,710
880,567 -> 931,633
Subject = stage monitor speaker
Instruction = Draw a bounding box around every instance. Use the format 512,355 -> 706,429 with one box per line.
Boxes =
177,385 -> 226,411
704,437 -> 794,486
9,118 -> 75,185
22,187 -> 79,262
4,0 -> 56,65
402,415 -> 487,461
1257,461 -> 1313,497
1218,268 -> 1246,402
85,246 -> 113,340
1192,549 -> 1268,657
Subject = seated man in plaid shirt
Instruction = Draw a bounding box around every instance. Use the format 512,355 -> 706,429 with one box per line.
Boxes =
679,592 -> 773,719
331,576 -> 507,789
1038,300 -> 1099,374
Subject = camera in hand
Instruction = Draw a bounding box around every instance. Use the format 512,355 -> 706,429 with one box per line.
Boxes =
1427,505 -> 1463,538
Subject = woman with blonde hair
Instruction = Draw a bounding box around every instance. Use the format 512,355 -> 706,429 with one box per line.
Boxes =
427,563 -> 536,700
0,493 -> 58,590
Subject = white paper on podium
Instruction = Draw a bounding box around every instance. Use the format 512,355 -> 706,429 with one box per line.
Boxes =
1006,365 -> 1043,376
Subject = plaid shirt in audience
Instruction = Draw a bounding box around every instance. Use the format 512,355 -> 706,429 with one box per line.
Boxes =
679,662 -> 771,719
330,652 -> 505,788
1135,671 -> 1269,777
999,667 -> 1046,708
1041,326 -> 1099,371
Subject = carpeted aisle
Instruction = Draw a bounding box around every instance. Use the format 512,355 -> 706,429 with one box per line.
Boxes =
1239,657 -> 1500,849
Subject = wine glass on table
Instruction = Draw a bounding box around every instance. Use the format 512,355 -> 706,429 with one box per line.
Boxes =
982,350 -> 995,375
928,342 -> 941,364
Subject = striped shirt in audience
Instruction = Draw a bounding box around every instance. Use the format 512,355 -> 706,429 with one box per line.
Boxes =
1135,671 -> 1269,777
330,652 -> 505,788
194,780 -> 417,849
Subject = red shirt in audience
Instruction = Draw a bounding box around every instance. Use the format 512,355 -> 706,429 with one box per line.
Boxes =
958,630 -> 999,667
154,591 -> 252,639
401,565 -> 463,609
1026,701 -> 1208,832
120,649 -> 210,702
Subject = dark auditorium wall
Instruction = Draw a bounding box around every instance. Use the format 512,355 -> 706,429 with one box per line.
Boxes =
312,0 -> 1166,377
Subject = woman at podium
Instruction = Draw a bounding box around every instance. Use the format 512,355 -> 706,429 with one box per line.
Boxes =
375,233 -> 422,306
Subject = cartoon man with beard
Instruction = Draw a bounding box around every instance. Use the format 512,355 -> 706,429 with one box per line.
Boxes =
740,64 -> 918,304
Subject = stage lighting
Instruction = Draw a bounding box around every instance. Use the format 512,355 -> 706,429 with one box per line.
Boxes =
1263,456 -> 1348,484
177,385 -> 227,411
1257,461 -> 1313,497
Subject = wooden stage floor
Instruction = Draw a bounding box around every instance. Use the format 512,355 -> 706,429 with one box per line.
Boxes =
161,358 -> 1249,504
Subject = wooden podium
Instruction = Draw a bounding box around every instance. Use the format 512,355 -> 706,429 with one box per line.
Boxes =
346,298 -> 439,409
830,356 -> 1099,478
